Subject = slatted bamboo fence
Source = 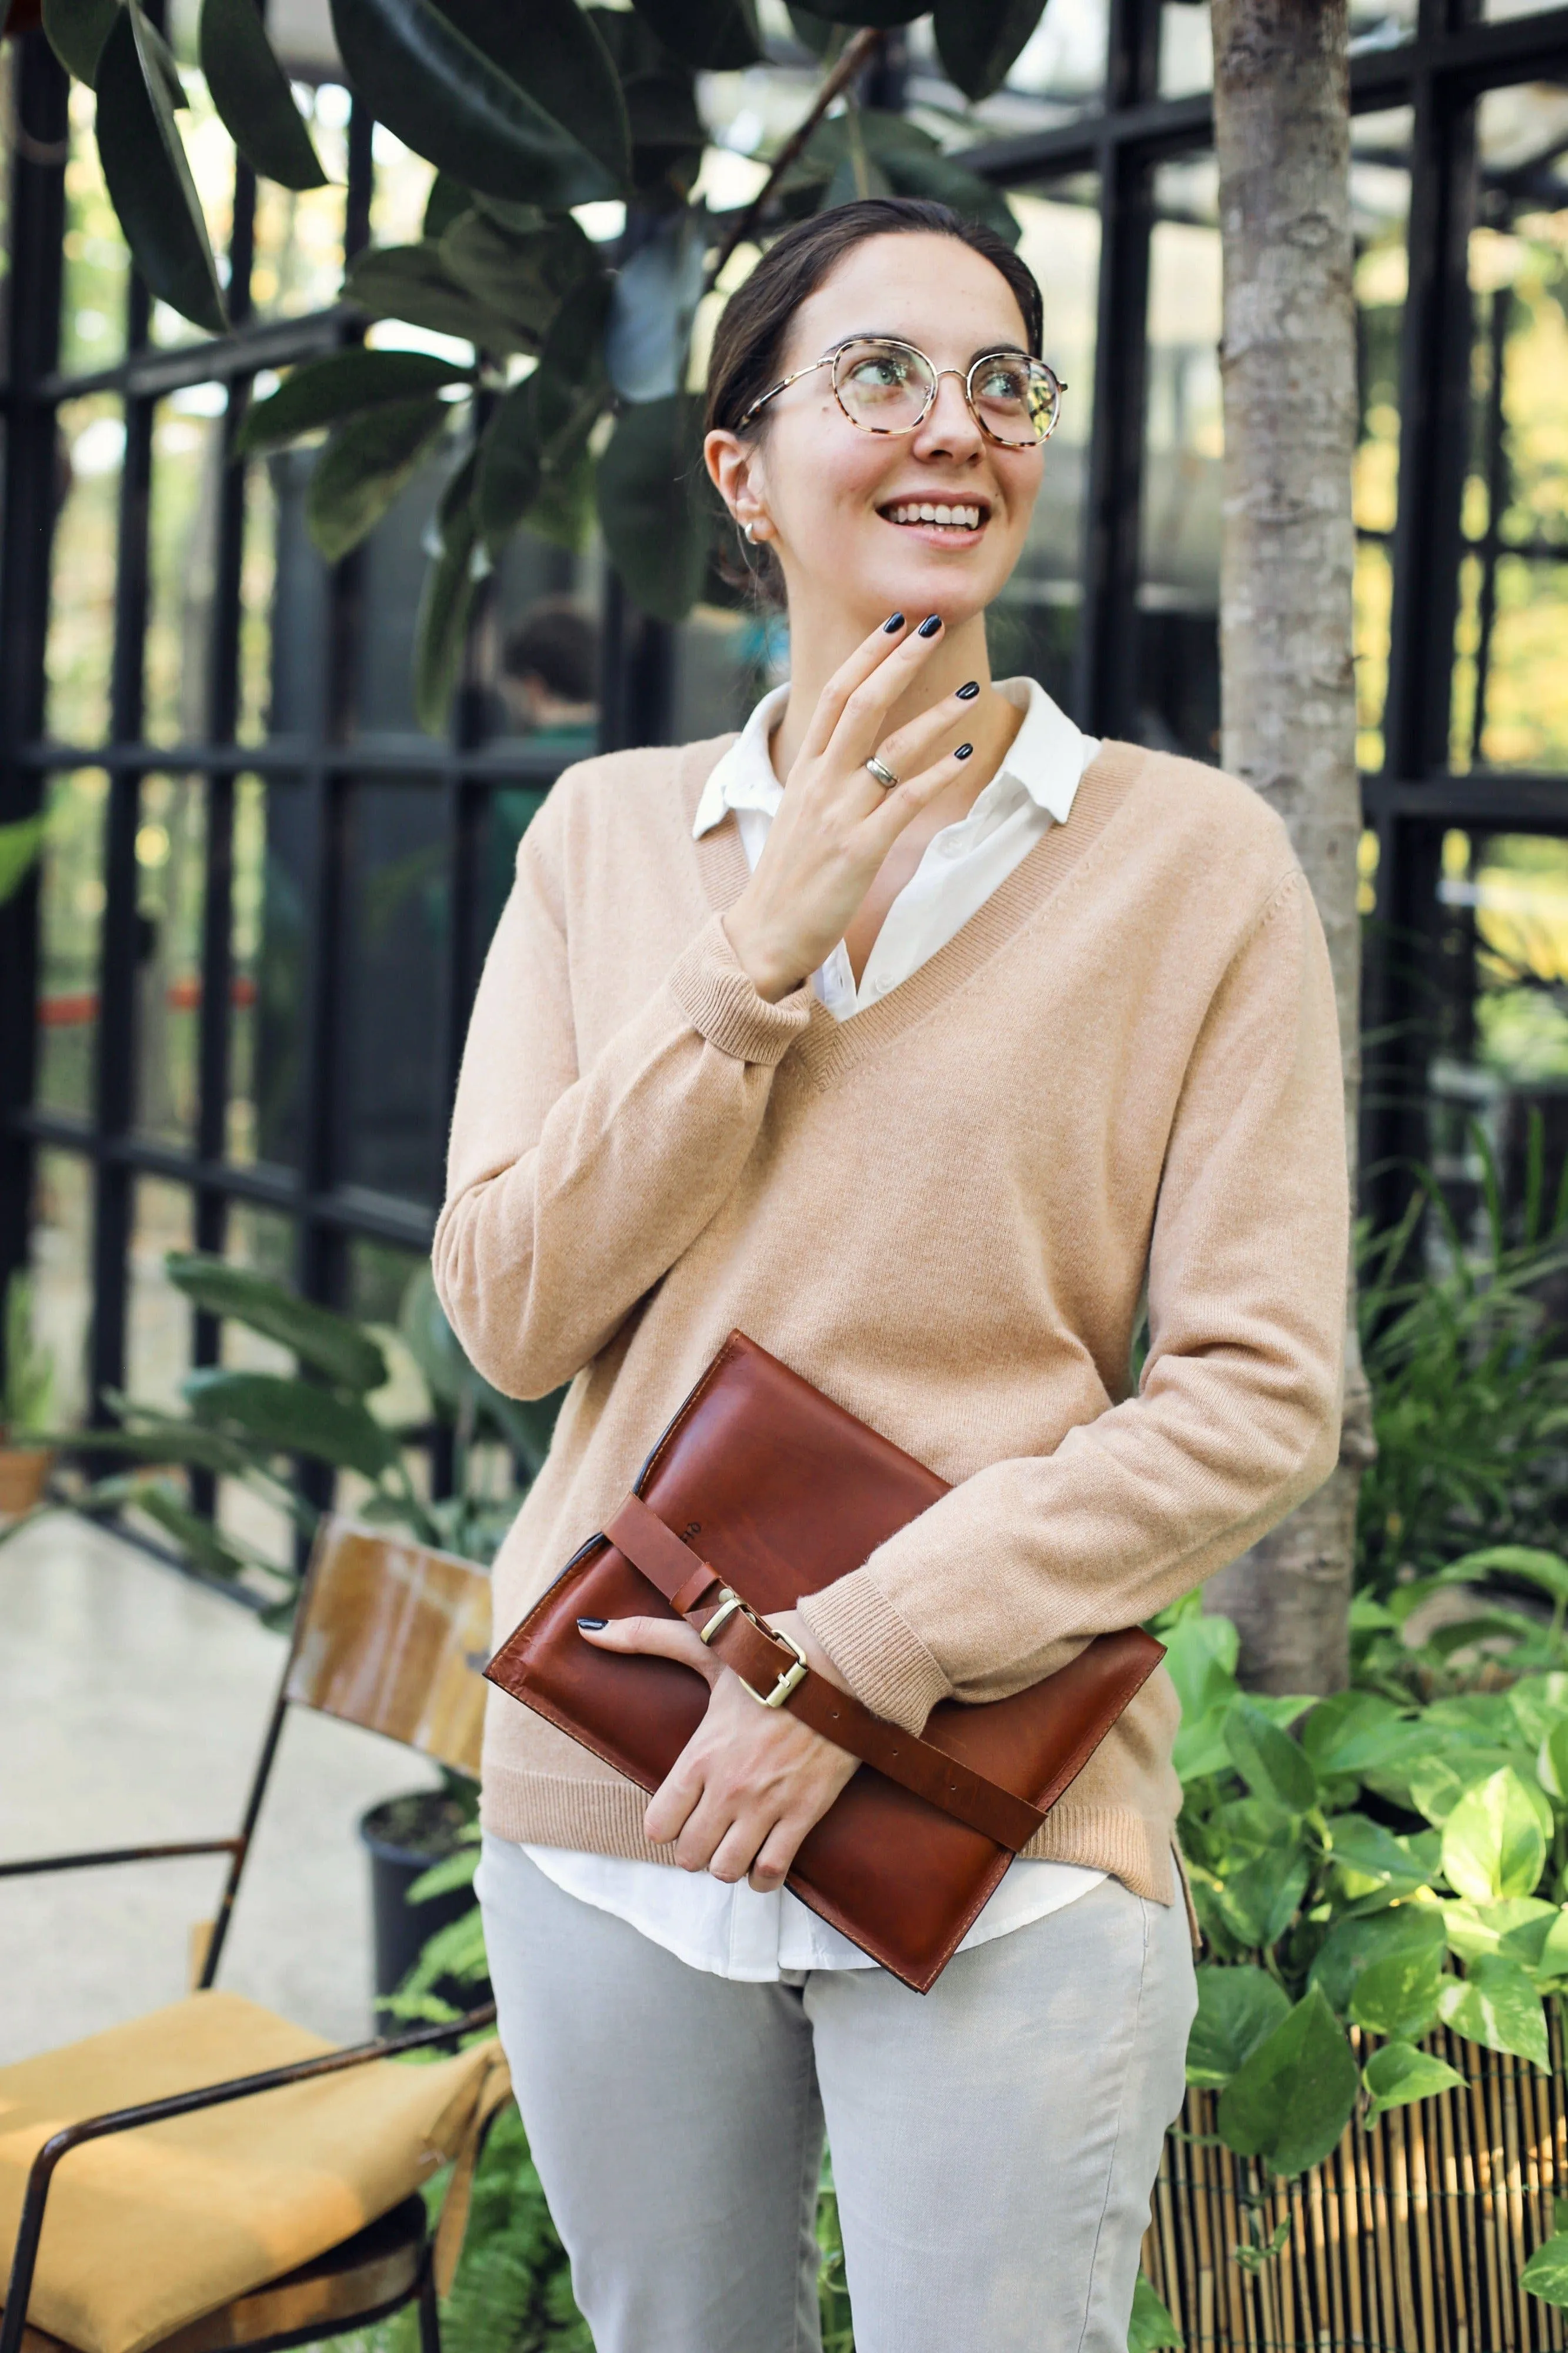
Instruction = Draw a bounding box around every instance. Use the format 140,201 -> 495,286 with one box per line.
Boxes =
1141,2012 -> 1568,2351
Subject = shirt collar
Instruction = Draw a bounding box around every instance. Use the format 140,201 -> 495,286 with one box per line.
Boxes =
692,676 -> 1091,840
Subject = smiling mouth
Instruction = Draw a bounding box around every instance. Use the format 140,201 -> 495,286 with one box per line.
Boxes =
879,500 -> 989,532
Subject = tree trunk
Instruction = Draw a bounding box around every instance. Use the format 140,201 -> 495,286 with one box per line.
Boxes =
1202,0 -> 1375,1694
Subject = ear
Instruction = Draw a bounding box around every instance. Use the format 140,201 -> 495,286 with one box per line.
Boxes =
705,428 -> 769,538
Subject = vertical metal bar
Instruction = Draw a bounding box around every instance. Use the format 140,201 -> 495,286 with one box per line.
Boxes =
0,36 -> 68,1358
1469,281 -> 1509,769
1071,0 -> 1159,738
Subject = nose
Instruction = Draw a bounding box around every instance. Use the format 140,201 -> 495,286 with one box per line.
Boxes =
912,369 -> 983,461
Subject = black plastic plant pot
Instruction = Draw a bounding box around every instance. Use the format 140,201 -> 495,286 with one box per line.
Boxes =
358,1788 -> 491,2037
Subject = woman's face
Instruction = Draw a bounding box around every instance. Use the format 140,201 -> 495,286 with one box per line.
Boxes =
718,232 -> 1046,636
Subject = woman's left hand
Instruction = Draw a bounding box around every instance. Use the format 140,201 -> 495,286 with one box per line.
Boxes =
576,1608 -> 859,1891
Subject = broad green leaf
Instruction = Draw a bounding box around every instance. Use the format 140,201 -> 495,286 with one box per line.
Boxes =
1216,1987 -> 1359,2177
475,276 -> 608,553
1439,1545 -> 1568,1607
441,211 -> 596,345
1522,2232 -> 1568,2309
343,245 -> 525,350
1509,1672 -> 1568,1749
933,0 -> 1043,100
1172,1703 -> 1232,1784
1443,1897 -> 1557,1969
423,172 -> 472,241
1160,1609 -> 1239,1724
133,1484 -> 261,1582
237,351 -> 473,455
1409,1747 -> 1548,1829
628,0 -> 761,68
1442,1768 -> 1547,1902
525,435 -> 595,552
1301,1691 -> 1413,1778
329,0 -> 623,209
165,1254 -> 389,1391
1126,2272 -> 1182,2353
95,2 -> 226,334
1439,1954 -> 1550,2071
29,1417 -> 269,1479
199,0 -> 328,188
596,392 -> 712,623
1206,1848 -> 1310,1952
1540,1720 -> 1568,1802
444,0 -> 628,189
1309,1899 -> 1447,2018
605,205 -> 708,403
1348,1940 -> 1446,2040
1362,2039 -> 1464,2121
0,815 -> 46,906
475,375 -> 544,549
307,397 -> 451,564
397,1264 -> 565,1474
1185,1965 -> 1290,2089
1323,1812 -> 1438,1893
182,1368 -> 399,1480
1224,1699 -> 1317,1817
42,0 -> 118,84
1537,1909 -> 1568,1982
413,453 -> 481,736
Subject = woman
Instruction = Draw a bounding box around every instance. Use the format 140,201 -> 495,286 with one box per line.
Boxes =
434,196 -> 1349,2353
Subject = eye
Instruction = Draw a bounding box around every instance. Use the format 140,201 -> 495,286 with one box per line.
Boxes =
849,354 -> 913,391
975,359 -> 1027,402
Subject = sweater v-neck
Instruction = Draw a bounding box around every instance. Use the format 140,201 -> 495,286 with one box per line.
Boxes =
682,735 -> 1144,1088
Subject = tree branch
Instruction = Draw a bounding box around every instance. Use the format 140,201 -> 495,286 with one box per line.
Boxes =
703,25 -> 886,294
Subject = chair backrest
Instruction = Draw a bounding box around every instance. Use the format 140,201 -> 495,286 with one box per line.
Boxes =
284,1517 -> 492,1777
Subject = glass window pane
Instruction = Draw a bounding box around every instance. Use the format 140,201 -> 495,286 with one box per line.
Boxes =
992,176 -> 1100,715
61,82 -> 129,376
1140,155 -> 1221,759
34,769 -> 107,1121
28,1151 -> 93,1431
249,83 -> 349,320
1352,106 -> 1413,775
1452,82 -> 1568,774
1159,5 -> 1211,99
127,1176 -> 195,1413
228,772 -> 268,1166
488,556 -> 602,750
336,780 -> 448,1201
238,461 -> 278,743
147,388 -> 226,745
135,773 -> 205,1149
47,395 -> 124,746
246,777 -> 308,1172
358,442 -> 461,735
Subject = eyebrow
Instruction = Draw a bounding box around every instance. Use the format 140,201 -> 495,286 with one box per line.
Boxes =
855,336 -> 1032,365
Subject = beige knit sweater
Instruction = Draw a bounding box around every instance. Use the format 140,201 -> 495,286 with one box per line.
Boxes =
433,733 -> 1349,1904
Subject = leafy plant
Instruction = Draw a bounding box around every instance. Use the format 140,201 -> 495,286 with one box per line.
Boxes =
0,1249 -> 559,1608
1,1272 -> 56,1441
35,0 -> 1049,729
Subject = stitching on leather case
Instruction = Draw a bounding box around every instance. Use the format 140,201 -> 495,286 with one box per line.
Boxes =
632,1329 -> 744,1496
1028,1642 -> 1165,1815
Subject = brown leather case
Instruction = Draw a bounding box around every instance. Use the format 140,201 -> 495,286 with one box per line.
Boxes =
485,1331 -> 1163,1992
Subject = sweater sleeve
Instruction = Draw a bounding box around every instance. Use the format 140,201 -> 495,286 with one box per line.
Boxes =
800,866 -> 1350,1733
432,815 -> 812,1401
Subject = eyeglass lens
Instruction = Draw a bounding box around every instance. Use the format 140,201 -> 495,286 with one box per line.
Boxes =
832,339 -> 1057,445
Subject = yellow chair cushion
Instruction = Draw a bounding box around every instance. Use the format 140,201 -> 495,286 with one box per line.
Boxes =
0,1991 -> 511,2353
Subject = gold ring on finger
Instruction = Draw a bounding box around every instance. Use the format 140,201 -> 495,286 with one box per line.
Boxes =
864,754 -> 899,789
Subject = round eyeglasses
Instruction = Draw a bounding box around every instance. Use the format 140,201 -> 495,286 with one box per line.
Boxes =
739,335 -> 1066,448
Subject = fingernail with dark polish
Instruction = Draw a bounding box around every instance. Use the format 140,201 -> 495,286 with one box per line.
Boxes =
955,742 -> 973,760
918,614 -> 942,638
576,1616 -> 608,1631
956,680 -> 980,701
882,611 -> 906,633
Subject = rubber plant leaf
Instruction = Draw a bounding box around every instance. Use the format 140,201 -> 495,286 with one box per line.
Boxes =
95,1 -> 226,334
329,0 -> 623,209
627,0 -> 762,69
41,0 -> 118,86
605,204 -> 708,403
476,275 -> 608,552
438,0 -> 629,191
135,1484 -> 266,1582
165,1251 -> 390,1390
413,451 -> 481,735
932,0 -> 1042,101
182,1368 -> 400,1480
343,244 -> 529,351
306,395 -> 451,562
595,391 -> 712,622
1216,1987 -> 1360,2177
237,349 -> 473,455
440,210 -> 598,345
199,0 -> 328,188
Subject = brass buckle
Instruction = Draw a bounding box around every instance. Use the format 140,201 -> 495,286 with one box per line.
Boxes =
698,1589 -> 809,1709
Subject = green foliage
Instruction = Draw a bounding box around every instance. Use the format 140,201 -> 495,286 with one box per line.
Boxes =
1216,1988 -> 1361,2177
2,1273 -> 56,1438
95,1 -> 226,332
198,0 -> 328,188
0,815 -> 48,906
1127,2273 -> 1182,2352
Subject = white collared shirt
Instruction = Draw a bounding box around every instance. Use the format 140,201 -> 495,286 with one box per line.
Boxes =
519,676 -> 1106,1981
689,674 -> 1099,1019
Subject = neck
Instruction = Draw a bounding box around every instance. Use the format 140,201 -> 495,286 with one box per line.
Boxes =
770,604 -> 1008,782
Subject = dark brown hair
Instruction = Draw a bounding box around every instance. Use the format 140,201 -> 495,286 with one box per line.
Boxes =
704,196 -> 1044,601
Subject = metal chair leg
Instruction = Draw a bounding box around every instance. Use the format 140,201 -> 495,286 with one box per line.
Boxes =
417,2257 -> 442,2353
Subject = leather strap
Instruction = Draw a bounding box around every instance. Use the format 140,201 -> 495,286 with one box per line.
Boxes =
604,1492 -> 1047,1855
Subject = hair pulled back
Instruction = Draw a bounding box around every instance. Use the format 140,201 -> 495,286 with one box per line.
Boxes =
705,196 -> 1043,603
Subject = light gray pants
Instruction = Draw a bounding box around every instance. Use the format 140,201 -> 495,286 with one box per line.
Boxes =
478,1838 -> 1195,2353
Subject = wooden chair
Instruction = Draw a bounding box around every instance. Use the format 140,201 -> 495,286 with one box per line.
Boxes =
0,1516 -> 506,2353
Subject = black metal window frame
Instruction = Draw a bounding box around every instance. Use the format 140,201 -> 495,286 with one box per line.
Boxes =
2,0 -> 1567,1468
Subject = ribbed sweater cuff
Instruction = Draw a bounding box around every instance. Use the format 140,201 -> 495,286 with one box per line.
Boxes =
799,1567 -> 949,1735
668,913 -> 812,1066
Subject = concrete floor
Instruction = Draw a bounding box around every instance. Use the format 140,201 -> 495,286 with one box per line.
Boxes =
0,1509 -> 439,2066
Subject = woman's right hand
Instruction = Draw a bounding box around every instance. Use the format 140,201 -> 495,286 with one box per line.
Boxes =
722,614 -> 980,1003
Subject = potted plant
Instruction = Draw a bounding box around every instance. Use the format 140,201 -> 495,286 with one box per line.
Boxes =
0,1271 -> 57,1517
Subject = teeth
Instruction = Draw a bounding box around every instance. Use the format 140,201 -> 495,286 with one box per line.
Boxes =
886,503 -> 983,528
